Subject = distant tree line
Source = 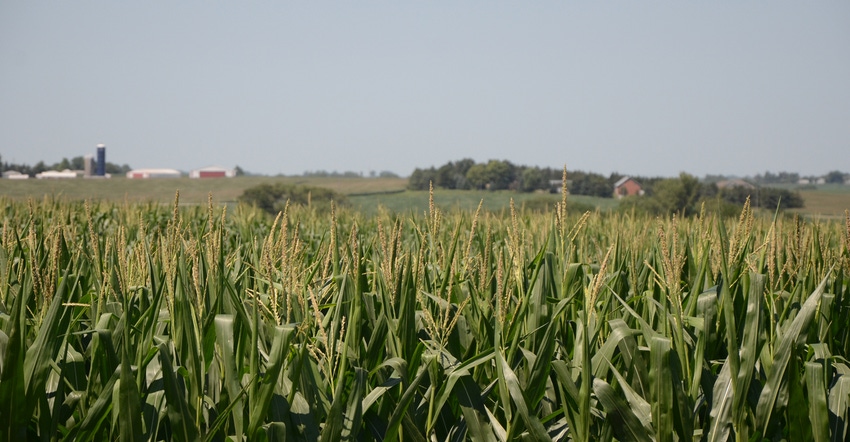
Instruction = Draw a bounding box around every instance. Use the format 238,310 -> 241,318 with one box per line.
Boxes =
0,154 -> 131,177
298,170 -> 400,179
749,170 -> 848,185
619,173 -> 804,216
408,159 -> 621,198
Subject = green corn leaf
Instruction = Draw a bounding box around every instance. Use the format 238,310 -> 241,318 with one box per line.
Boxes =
157,344 -> 199,442
71,368 -> 121,442
805,361 -> 829,442
24,268 -> 75,409
707,361 -> 733,442
650,336 -> 674,442
384,359 -> 430,441
593,378 -> 653,442
118,350 -> 143,442
214,314 -> 245,437
604,358 -> 652,432
341,367 -> 367,440
495,350 -> 549,440
755,273 -> 829,433
249,325 -> 294,439
828,367 -> 850,440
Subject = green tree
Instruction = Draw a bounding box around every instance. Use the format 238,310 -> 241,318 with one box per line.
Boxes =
484,160 -> 516,190
520,167 -> 548,192
651,173 -> 705,215
408,167 -> 437,190
70,156 -> 86,170
569,172 -> 613,198
465,164 -> 489,189
239,183 -> 346,214
825,170 -> 846,184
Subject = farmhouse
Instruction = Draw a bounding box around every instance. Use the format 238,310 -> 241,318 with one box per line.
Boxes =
126,168 -> 182,179
613,176 -> 643,198
190,166 -> 235,179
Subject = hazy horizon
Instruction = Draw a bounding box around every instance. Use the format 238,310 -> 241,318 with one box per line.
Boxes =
2,2 -> 848,178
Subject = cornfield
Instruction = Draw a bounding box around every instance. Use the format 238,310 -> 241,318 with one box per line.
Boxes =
1,193 -> 849,441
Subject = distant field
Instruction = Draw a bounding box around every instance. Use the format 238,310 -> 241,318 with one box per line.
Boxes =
766,184 -> 850,218
0,176 -> 408,205
0,176 -> 618,214
351,190 -> 619,216
791,189 -> 850,218
3,176 -> 848,216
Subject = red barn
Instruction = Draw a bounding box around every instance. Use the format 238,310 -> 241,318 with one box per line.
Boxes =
613,177 -> 644,198
190,166 -> 235,179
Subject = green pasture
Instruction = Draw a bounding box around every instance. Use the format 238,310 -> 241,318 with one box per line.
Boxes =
0,176 -> 408,205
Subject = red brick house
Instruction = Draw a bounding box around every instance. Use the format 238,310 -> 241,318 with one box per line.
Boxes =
613,176 -> 644,198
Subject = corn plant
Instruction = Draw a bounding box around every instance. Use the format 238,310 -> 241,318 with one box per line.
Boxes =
0,195 -> 848,441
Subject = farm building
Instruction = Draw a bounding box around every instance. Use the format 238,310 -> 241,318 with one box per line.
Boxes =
126,168 -> 182,179
3,170 -> 29,180
36,170 -> 79,179
548,179 -> 572,193
190,166 -> 235,179
716,179 -> 756,190
613,176 -> 644,198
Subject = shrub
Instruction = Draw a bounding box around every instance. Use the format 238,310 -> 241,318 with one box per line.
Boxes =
238,183 -> 346,214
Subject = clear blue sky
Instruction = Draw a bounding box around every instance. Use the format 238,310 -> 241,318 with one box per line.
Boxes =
1,2 -> 848,177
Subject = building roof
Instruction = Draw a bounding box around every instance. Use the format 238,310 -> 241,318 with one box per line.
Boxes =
192,165 -> 231,172
716,179 -> 756,190
127,168 -> 182,177
36,170 -> 78,179
189,165 -> 236,178
614,176 -> 639,188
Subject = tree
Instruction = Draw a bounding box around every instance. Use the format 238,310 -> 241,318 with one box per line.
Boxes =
520,167 -> 548,192
408,167 -> 437,190
70,156 -> 86,170
825,170 -> 846,184
465,164 -> 489,190
569,171 -> 613,198
651,173 -> 705,215
239,183 -> 346,214
32,161 -> 47,175
436,162 -> 458,189
484,160 -> 516,190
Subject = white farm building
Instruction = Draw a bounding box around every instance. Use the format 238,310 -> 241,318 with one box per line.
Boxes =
3,171 -> 29,180
190,166 -> 236,179
36,170 -> 79,179
126,168 -> 182,179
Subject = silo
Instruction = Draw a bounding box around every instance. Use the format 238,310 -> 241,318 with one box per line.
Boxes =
96,144 -> 106,176
84,154 -> 94,177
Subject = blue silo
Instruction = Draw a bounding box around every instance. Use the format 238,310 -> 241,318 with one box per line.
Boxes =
96,144 -> 106,176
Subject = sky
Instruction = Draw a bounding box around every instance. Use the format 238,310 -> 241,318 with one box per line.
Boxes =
1,2 -> 849,178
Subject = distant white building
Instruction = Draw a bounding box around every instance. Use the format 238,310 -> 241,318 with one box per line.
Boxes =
36,169 -> 78,179
126,168 -> 182,179
190,166 -> 236,178
3,170 -> 29,179
716,179 -> 756,190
